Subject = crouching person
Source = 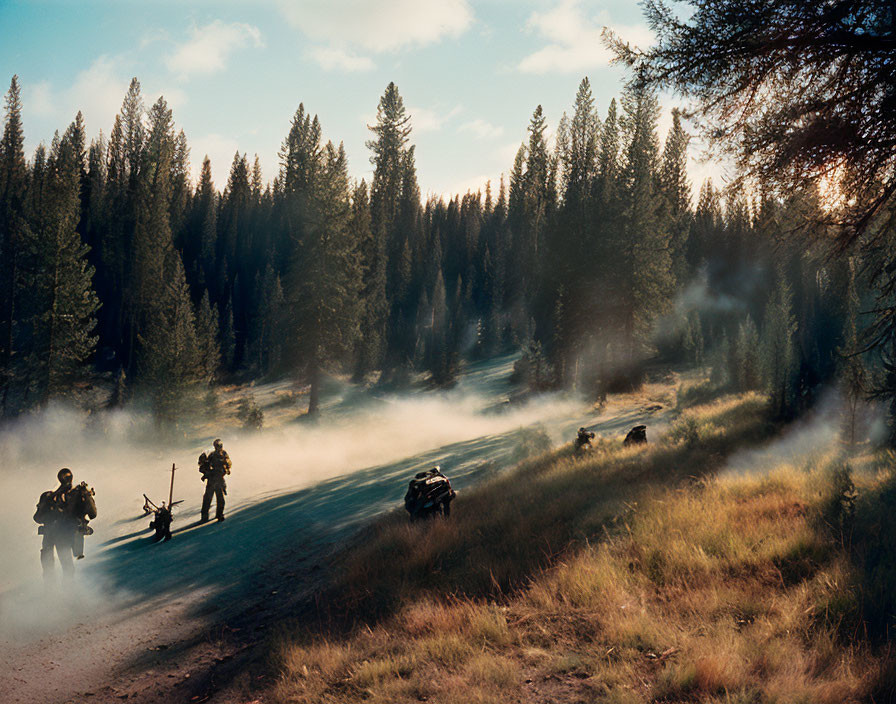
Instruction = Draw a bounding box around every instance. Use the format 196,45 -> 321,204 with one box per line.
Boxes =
404,466 -> 456,521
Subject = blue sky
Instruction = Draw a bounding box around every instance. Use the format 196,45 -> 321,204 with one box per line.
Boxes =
0,0 -> 721,198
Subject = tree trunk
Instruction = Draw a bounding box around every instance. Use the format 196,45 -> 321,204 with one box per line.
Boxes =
307,360 -> 320,416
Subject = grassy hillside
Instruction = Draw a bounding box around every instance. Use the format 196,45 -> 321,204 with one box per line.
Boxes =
271,391 -> 896,703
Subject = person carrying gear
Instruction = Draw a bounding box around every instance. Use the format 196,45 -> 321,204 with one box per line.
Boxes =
404,466 -> 456,521
624,425 -> 648,446
34,468 -> 97,580
575,427 -> 596,452
200,438 -> 231,523
149,503 -> 174,542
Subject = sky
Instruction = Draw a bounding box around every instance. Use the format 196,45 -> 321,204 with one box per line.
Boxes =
0,0 -> 724,200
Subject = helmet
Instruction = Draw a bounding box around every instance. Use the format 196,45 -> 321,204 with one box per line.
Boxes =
57,467 -> 74,485
213,438 -> 223,450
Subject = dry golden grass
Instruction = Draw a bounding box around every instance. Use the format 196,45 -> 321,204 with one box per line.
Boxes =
272,392 -> 895,703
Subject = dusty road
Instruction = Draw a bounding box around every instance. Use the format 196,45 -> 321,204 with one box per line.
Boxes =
0,356 -> 675,703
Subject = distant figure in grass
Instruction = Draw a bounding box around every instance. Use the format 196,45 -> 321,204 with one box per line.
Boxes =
33,468 -> 97,581
199,438 -> 232,523
624,425 -> 648,446
575,427 -> 596,453
404,466 -> 456,521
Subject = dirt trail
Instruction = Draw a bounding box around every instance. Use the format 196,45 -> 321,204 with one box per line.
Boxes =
0,357 -> 675,703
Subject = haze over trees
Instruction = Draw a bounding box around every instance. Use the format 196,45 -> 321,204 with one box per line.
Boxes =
614,0 -> 894,427
0,69 -> 877,431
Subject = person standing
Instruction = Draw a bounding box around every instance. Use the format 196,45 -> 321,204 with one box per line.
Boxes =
200,438 -> 231,523
33,468 -> 97,580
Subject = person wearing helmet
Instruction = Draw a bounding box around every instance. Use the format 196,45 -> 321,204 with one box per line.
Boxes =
33,468 -> 97,580
575,427 -> 595,452
404,466 -> 456,521
200,438 -> 232,523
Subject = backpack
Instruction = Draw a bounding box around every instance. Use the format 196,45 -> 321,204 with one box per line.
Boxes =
33,490 -> 59,525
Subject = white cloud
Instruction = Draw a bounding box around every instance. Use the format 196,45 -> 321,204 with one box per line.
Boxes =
519,0 -> 653,74
497,141 -> 524,164
55,56 -> 187,137
26,81 -> 54,119
166,20 -> 264,79
140,28 -> 170,50
308,46 -> 374,72
68,56 -> 133,134
409,105 -> 462,133
436,173 -> 492,201
459,118 -> 504,140
277,0 -> 473,53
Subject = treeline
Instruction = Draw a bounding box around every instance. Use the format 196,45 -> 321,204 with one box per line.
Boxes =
0,73 -> 873,428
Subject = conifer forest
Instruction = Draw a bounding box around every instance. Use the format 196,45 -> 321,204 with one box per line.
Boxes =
7,3 -> 896,702
0,72 -> 873,429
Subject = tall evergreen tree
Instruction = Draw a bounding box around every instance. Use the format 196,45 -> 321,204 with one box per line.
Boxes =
367,83 -> 418,377
138,253 -> 202,426
659,109 -> 692,282
762,269 -> 798,418
0,76 -> 31,413
617,81 -> 673,368
194,290 -> 221,383
104,78 -> 145,370
18,121 -> 99,405
352,179 -> 385,380
549,78 -> 600,383
282,108 -> 361,413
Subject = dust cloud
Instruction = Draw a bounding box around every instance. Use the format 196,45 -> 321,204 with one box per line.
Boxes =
0,357 -> 591,639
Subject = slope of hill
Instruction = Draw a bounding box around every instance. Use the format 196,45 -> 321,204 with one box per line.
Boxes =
271,392 -> 896,704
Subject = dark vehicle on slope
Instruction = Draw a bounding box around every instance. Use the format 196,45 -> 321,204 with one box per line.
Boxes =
404,466 -> 456,521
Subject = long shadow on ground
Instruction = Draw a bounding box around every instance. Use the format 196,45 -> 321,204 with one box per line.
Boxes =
89,389 -> 661,616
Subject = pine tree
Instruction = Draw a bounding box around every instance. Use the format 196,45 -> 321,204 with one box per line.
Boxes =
283,118 -> 361,414
169,130 -> 191,251
0,76 -> 31,413
839,257 -> 867,445
219,298 -> 236,372
595,98 -> 620,207
138,253 -> 202,426
352,179 -> 384,380
255,264 -> 286,375
367,83 -> 420,377
192,156 -> 217,294
194,290 -> 221,382
762,270 -> 798,418
689,179 -> 720,270
563,78 -> 599,212
522,105 -> 551,295
129,96 -> 176,374
732,316 -> 761,391
21,118 -> 100,405
84,133 -> 108,331
105,78 -> 145,371
548,78 -> 601,384
219,151 -> 253,365
617,82 -> 673,371
659,109 -> 692,283
682,310 -> 704,367
426,269 -> 451,383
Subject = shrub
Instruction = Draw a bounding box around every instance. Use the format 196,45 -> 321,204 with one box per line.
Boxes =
237,395 -> 264,430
